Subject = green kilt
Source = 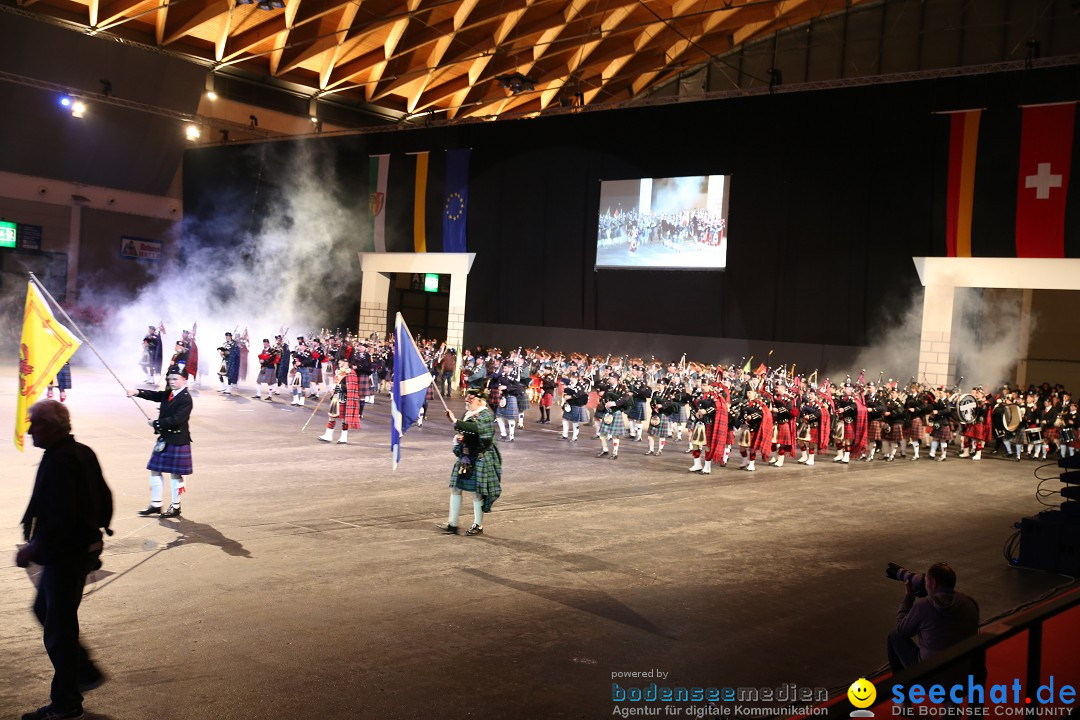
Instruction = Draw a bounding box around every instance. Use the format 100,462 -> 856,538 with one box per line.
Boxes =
600,410 -> 626,437
450,407 -> 502,512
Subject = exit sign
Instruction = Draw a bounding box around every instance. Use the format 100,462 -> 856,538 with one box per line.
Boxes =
424,273 -> 439,292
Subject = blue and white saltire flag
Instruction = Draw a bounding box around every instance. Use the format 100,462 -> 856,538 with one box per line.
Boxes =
391,312 -> 434,469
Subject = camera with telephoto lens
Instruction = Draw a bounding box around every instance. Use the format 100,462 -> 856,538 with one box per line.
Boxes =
885,562 -> 927,597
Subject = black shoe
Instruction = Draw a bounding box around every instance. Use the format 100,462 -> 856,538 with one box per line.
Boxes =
21,706 -> 84,720
160,506 -> 181,519
137,505 -> 162,516
465,524 -> 483,536
611,453 -> 618,460
440,523 -> 459,535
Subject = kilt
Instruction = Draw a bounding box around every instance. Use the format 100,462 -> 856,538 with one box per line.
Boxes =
842,421 -> 855,440
518,393 -> 530,412
342,374 -> 362,427
775,420 -> 794,447
868,419 -> 883,442
450,443 -> 502,512
257,367 -> 276,384
297,366 -> 313,386
930,423 -> 953,441
55,363 -> 72,390
1043,427 -> 1059,445
883,421 -> 904,443
488,386 -> 502,409
600,410 -> 626,437
563,403 -> 587,423
677,404 -> 689,424
627,400 -> 647,421
357,372 -> 375,398
541,392 -> 553,408
647,414 -> 671,437
962,420 -> 991,443
496,394 -> 519,419
903,417 -> 925,441
147,442 -> 193,474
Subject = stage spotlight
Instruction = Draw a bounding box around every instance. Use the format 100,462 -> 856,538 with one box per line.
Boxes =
59,95 -> 73,108
99,78 -> 112,96
185,124 -> 201,141
71,101 -> 86,118
205,73 -> 218,101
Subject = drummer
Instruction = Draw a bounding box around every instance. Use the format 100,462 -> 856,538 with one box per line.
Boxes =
959,386 -> 991,461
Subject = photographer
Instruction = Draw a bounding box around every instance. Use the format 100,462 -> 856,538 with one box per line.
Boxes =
887,562 -> 980,674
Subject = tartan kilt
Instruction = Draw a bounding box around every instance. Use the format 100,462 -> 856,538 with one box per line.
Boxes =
677,404 -> 689,424
450,445 -> 502,510
706,418 -> 729,461
541,392 -> 553,408
627,400 -> 647,421
342,374 -> 362,427
647,414 -> 671,437
883,421 -> 904,443
903,417 -> 925,441
600,410 -> 626,437
147,443 -> 193,474
55,364 -> 72,390
357,372 -> 375,397
257,367 -> 276,384
775,420 -> 794,447
1043,427 -> 1059,445
750,427 -> 772,457
930,423 -> 953,441
843,421 -> 855,440
496,394 -> 519,419
563,403 -> 587,423
963,421 -> 991,443
518,393 -> 530,412
868,420 -> 883,442
488,386 -> 502,408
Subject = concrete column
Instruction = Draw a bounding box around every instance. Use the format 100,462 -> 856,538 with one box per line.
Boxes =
357,271 -> 391,340
446,273 -> 468,389
1015,288 -> 1034,388
67,203 -> 82,302
918,285 -> 957,387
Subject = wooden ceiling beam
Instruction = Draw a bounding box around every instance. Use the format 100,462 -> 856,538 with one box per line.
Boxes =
162,0 -> 231,46
96,0 -> 149,29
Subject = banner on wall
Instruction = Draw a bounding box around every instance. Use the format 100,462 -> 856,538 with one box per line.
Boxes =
120,237 -> 161,260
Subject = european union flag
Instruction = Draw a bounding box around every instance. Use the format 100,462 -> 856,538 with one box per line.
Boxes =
442,148 -> 469,253
391,313 -> 433,469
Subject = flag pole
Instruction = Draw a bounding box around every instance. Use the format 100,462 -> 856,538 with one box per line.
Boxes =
28,273 -> 151,421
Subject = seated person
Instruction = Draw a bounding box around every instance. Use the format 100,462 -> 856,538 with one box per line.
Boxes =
887,562 -> 980,676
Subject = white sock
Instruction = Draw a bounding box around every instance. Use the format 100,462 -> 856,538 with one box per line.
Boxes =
448,489 -> 462,526
149,473 -> 163,506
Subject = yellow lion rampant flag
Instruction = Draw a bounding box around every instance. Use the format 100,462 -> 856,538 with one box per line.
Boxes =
15,281 -> 81,451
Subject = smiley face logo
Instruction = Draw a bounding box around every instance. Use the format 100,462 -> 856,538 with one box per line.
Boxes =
848,678 -> 876,709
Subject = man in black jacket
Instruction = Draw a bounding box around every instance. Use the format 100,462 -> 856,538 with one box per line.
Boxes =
127,369 -> 194,519
17,400 -> 112,720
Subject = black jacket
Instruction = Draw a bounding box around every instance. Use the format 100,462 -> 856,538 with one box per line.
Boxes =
21,435 -> 111,566
137,387 -> 193,445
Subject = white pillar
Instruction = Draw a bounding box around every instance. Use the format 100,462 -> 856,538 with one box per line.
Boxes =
446,273 -> 468,389
357,271 -> 390,340
918,285 -> 957,387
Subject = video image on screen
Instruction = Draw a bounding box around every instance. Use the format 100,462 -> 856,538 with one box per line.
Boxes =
595,175 -> 729,270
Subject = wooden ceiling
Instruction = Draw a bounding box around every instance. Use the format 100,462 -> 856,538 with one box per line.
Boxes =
18,0 -> 876,120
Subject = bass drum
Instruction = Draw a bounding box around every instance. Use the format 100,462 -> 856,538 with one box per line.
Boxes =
950,393 -> 978,424
1003,405 -> 1023,432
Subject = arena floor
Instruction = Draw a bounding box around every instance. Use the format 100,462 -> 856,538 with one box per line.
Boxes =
0,366 -> 1072,720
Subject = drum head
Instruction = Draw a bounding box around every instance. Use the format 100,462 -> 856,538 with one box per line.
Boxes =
1003,405 -> 1022,431
955,393 -> 977,424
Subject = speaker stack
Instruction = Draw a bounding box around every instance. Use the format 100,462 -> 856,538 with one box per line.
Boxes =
1016,454 -> 1080,575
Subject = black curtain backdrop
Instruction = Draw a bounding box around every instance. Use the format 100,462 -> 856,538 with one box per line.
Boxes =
183,64 -> 1080,347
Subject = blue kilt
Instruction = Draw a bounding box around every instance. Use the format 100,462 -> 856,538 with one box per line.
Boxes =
297,366 -> 312,385
600,410 -> 626,437
147,442 -> 193,474
677,404 -> 689,424
628,400 -> 647,421
55,363 -> 72,390
563,403 -> 587,423
257,367 -> 276,384
647,414 -> 671,437
497,395 -> 519,419
518,392 -> 530,412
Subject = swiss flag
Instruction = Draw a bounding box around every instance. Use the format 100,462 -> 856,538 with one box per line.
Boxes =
1015,103 -> 1075,258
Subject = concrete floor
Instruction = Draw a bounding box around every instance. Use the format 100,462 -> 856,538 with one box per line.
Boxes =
0,366 -> 1072,720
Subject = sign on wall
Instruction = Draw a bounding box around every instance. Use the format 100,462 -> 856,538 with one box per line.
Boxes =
120,236 -> 161,261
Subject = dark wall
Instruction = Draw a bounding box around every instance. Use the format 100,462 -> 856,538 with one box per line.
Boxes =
182,64 -> 1080,347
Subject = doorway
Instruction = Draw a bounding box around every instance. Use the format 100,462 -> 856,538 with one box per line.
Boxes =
387,273 -> 449,341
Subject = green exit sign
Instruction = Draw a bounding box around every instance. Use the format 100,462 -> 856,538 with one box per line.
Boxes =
424,273 -> 439,292
0,220 -> 15,249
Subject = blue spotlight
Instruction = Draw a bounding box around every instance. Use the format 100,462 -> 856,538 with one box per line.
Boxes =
59,95 -> 73,108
